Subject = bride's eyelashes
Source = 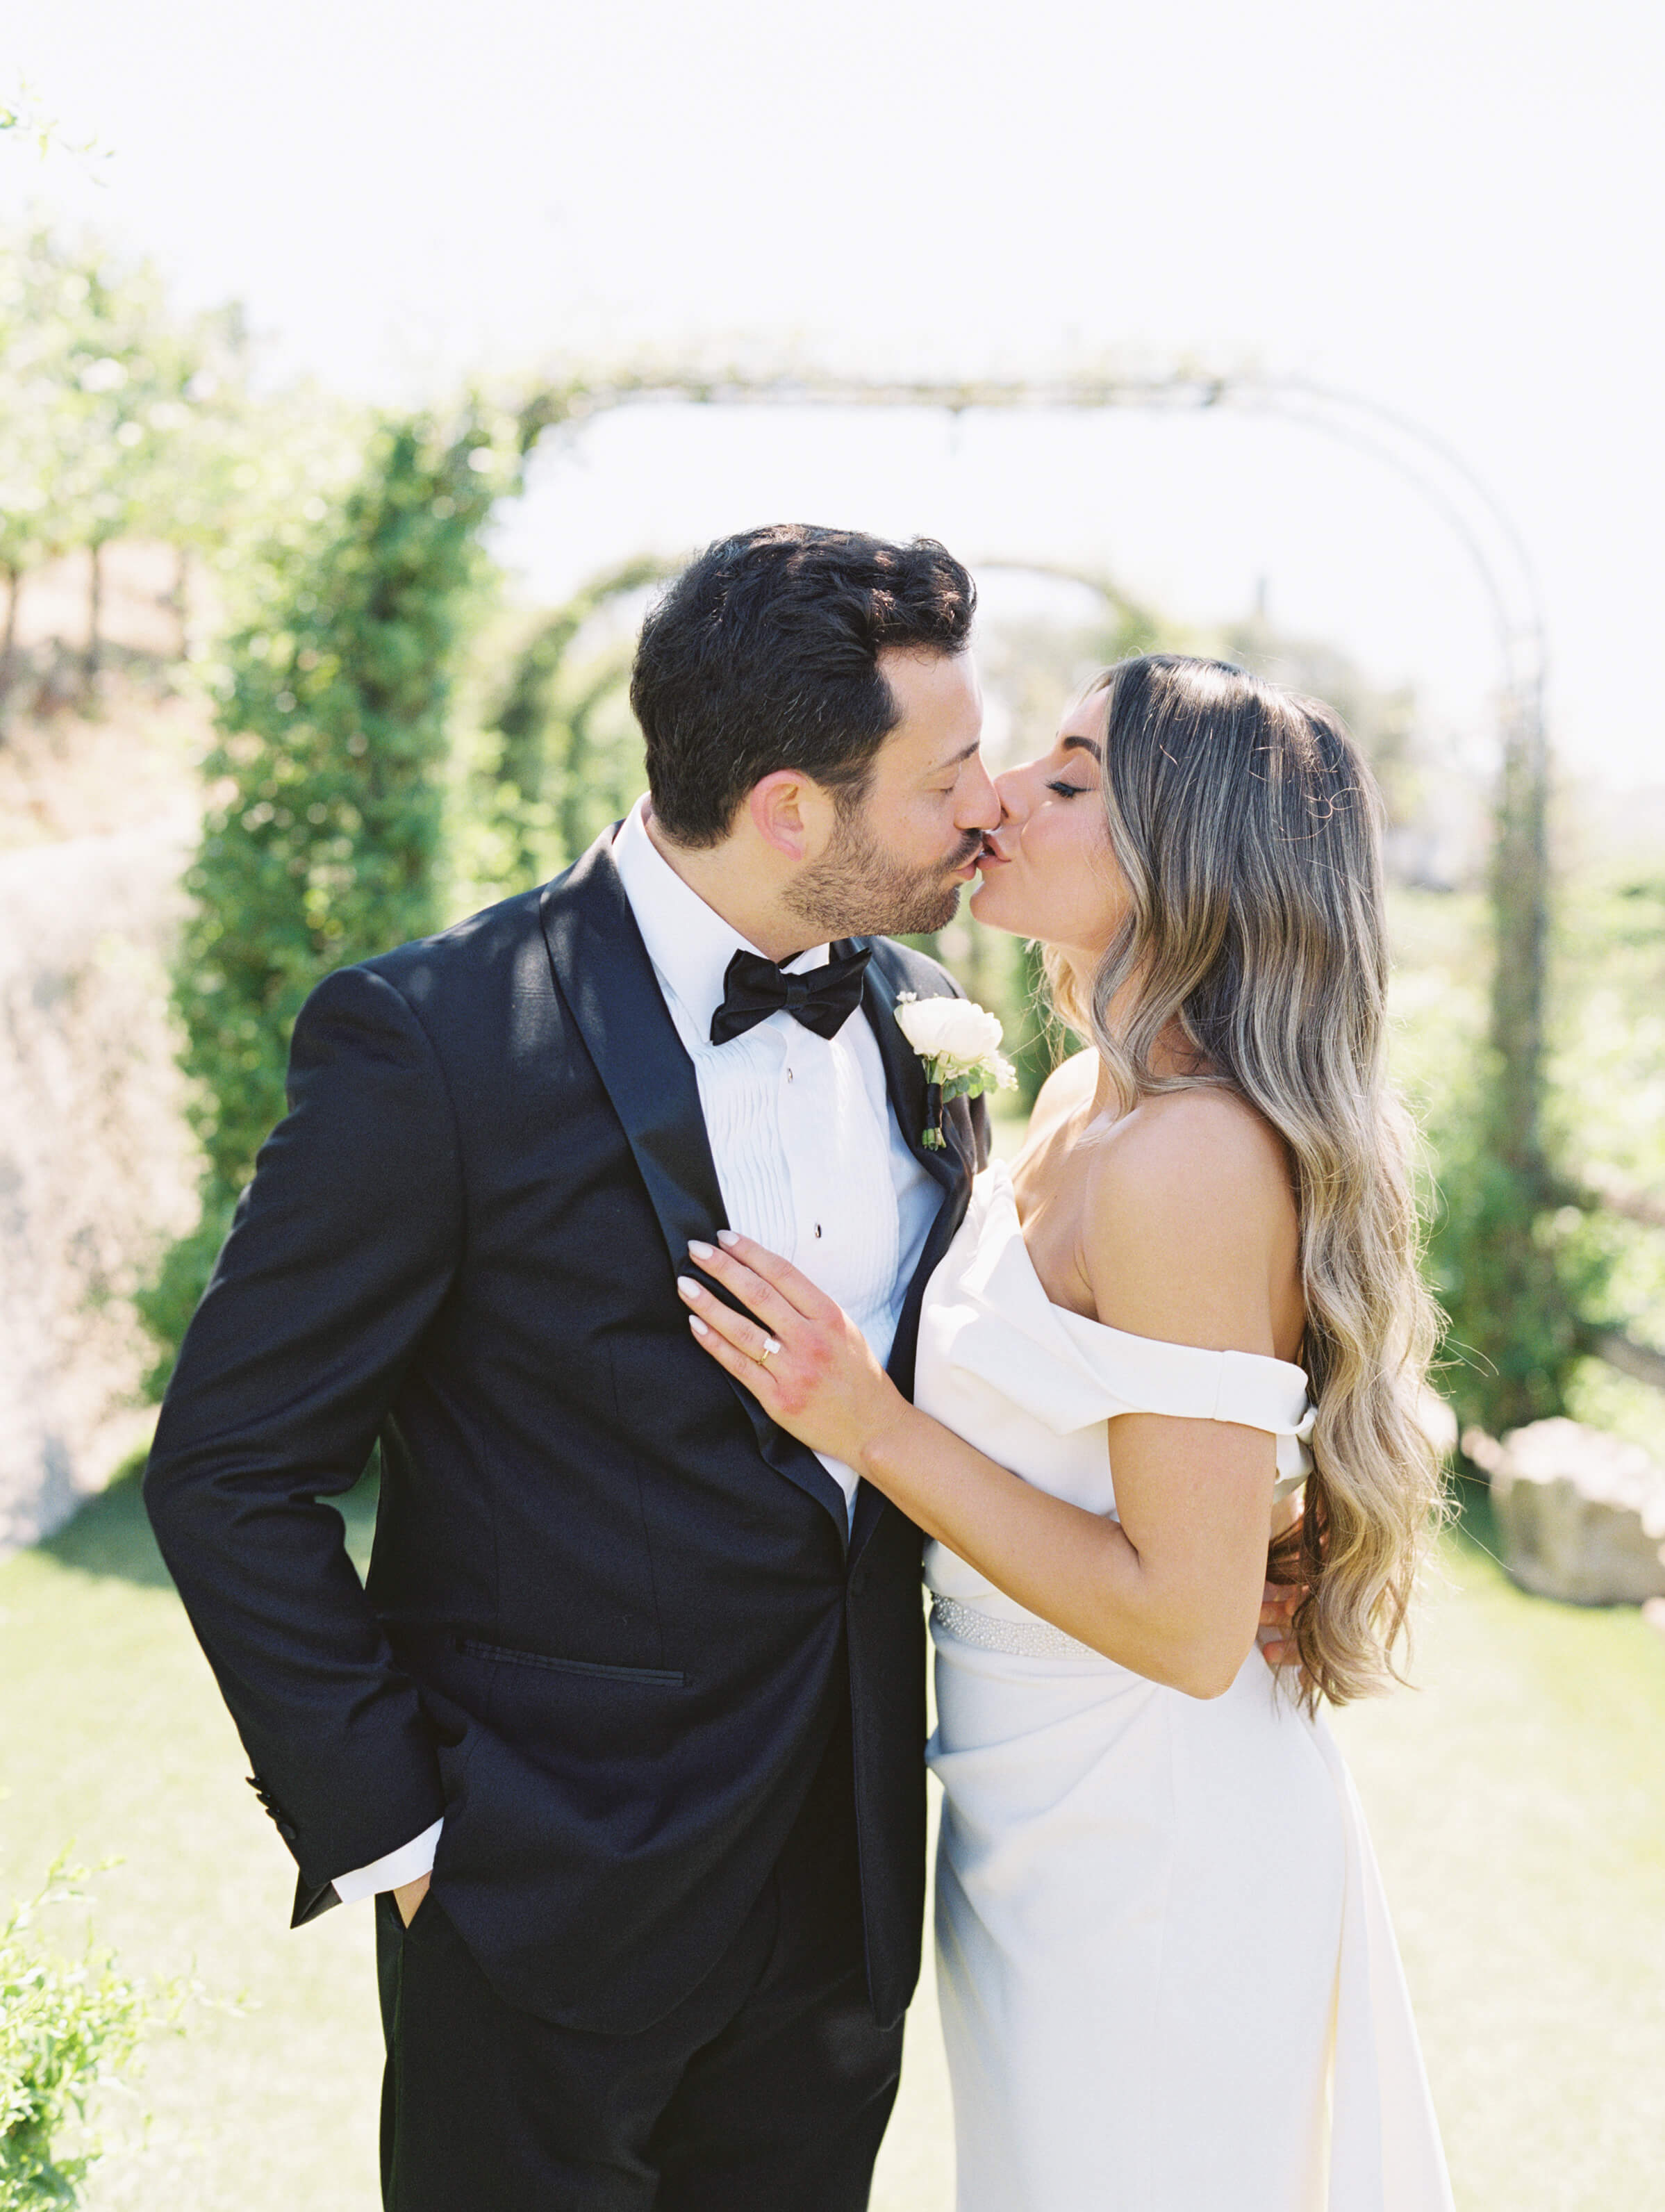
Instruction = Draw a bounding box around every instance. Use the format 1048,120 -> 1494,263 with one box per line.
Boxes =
1046,779 -> 1091,799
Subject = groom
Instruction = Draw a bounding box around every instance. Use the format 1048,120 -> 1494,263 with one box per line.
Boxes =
144,524 -> 1000,2210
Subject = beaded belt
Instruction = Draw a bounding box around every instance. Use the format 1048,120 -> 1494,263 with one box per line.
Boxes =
929,1594 -> 1099,1660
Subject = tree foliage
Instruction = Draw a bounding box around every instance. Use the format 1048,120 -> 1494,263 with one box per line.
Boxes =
1,233 -> 205,686
0,225 -> 358,707
138,409 -> 514,1383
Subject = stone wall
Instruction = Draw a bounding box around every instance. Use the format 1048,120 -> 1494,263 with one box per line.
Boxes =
0,818 -> 200,1551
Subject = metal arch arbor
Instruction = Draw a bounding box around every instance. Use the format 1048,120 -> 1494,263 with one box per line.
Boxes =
518,365 -> 1546,707
517,369 -> 1558,1405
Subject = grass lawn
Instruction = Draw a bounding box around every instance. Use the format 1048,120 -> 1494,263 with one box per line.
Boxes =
3,1469 -> 1664,2209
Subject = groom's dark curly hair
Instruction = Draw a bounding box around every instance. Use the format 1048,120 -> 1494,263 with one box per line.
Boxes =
630,523 -> 976,848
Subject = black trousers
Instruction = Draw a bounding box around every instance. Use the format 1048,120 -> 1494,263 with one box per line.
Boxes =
376,1713 -> 905,2211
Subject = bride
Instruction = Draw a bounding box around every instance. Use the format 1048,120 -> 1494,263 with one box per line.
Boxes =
680,653 -> 1454,2211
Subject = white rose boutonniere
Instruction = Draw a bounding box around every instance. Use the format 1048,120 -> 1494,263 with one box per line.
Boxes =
894,992 -> 1018,1149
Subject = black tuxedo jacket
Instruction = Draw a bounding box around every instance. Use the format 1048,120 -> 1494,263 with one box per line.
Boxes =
144,825 -> 987,2036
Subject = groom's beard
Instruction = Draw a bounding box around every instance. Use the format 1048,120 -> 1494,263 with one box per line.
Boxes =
786,805 -> 982,940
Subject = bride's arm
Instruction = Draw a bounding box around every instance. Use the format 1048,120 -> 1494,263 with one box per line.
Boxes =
680,1100 -> 1299,1700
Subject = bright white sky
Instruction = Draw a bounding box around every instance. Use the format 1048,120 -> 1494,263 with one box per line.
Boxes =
8,0 -> 1664,790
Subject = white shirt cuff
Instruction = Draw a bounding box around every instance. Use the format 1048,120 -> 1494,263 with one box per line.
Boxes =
330,1817 -> 444,1905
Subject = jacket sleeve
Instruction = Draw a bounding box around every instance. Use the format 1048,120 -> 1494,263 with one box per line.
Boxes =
144,962 -> 462,1897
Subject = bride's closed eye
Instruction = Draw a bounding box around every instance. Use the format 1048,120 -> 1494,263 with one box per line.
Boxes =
1046,779 -> 1091,799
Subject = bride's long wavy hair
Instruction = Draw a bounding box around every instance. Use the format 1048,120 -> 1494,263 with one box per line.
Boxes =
1043,654 -> 1443,1707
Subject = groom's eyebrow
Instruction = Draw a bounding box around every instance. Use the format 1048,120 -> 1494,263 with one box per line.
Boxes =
935,738 -> 984,773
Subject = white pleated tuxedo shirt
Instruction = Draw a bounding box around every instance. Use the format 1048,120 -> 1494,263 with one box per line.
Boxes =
333,799 -> 939,1904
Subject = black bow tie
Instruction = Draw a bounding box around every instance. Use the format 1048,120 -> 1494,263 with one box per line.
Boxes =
710,941 -> 873,1046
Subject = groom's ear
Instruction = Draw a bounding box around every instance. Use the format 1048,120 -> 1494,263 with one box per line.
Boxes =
745,770 -> 837,864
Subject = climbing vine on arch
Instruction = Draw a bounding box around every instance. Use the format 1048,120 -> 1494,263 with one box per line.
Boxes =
474,552 -> 678,894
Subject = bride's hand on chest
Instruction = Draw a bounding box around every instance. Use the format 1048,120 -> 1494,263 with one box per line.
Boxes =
677,1231 -> 911,1471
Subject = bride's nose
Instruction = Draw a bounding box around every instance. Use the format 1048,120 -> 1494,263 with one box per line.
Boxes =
993,769 -> 1028,826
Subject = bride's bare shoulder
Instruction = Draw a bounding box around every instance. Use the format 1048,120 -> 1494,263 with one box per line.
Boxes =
1081,1087 -> 1298,1345
1027,1046 -> 1098,1137
1093,1087 -> 1294,1228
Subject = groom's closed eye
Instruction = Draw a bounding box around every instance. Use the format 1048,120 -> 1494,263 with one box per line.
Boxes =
931,741 -> 984,788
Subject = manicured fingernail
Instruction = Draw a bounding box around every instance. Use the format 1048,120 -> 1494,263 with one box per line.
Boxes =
688,1314 -> 709,1337
688,1239 -> 715,1260
717,1230 -> 740,1247
676,1276 -> 702,1301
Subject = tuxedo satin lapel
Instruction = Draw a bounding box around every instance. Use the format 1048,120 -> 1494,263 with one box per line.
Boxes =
540,832 -> 726,1266
540,830 -> 850,1544
850,950 -> 978,1565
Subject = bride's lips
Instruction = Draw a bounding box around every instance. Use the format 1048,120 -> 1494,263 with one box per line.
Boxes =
977,835 -> 1012,869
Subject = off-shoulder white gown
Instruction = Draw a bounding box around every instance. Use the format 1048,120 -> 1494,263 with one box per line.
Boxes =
916,1163 -> 1453,2212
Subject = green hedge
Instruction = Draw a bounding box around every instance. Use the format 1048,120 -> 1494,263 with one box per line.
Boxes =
140,409 -> 511,1388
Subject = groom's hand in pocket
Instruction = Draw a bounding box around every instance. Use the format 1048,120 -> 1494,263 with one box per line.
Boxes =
393,1873 -> 431,1928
